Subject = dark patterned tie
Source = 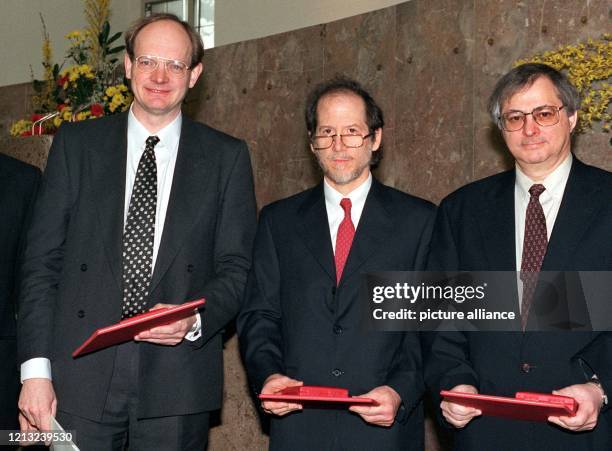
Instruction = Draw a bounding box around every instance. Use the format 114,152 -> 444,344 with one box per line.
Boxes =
121,135 -> 159,318
335,198 -> 355,284
520,184 -> 547,330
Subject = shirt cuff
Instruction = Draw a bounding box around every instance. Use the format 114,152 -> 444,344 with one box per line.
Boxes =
21,357 -> 52,383
184,312 -> 202,342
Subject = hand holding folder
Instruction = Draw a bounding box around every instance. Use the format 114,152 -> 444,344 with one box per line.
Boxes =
440,388 -> 578,423
547,383 -> 604,432
134,302 -> 200,345
440,384 -> 482,428
72,299 -> 205,357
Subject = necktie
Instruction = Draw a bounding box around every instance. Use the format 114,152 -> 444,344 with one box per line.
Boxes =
335,198 -> 355,284
121,135 -> 159,318
520,184 -> 547,330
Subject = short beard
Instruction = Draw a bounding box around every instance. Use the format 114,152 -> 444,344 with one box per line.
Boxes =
314,149 -> 372,186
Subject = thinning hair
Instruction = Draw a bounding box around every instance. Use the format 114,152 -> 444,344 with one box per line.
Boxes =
488,63 -> 580,128
124,13 -> 204,68
305,76 -> 384,166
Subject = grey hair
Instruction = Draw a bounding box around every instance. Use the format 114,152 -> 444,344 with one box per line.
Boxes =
488,63 -> 580,128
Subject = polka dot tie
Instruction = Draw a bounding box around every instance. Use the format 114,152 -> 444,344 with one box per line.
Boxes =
335,198 -> 355,284
520,184 -> 547,330
121,135 -> 159,319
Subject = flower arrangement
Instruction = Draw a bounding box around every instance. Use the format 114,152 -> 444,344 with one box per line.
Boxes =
516,34 -> 612,133
10,0 -> 132,136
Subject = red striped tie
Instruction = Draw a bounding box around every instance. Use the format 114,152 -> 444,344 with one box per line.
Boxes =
335,198 -> 355,284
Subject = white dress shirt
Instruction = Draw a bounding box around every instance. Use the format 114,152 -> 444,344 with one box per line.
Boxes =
21,108 -> 201,382
324,173 -> 372,252
514,153 -> 572,310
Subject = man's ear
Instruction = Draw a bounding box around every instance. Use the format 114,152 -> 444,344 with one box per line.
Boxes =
308,133 -> 315,153
371,128 -> 382,151
568,110 -> 578,133
124,53 -> 133,80
188,63 -> 203,88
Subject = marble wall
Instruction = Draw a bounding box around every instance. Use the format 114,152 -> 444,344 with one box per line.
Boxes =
185,0 -> 611,209
1,1 -> 610,450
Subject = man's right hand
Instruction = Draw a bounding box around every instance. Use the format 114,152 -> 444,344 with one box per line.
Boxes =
260,373 -> 303,416
18,378 -> 57,445
440,384 -> 481,428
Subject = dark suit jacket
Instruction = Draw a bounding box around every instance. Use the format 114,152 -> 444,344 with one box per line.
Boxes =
238,179 -> 436,450
0,154 -> 40,430
18,112 -> 257,420
425,157 -> 612,450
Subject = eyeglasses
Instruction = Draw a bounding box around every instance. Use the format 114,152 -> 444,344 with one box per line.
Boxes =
499,105 -> 565,132
134,55 -> 190,78
311,133 -> 373,150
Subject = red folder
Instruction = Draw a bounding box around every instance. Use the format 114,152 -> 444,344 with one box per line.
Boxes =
259,385 -> 375,405
72,298 -> 205,357
440,390 -> 578,422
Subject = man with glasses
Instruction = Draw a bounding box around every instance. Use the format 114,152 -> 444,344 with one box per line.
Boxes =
17,13 -> 256,450
426,63 -> 612,449
238,77 -> 435,450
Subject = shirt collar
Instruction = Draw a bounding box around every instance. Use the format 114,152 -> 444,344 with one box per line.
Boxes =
323,173 -> 372,206
515,152 -> 572,201
127,107 -> 182,154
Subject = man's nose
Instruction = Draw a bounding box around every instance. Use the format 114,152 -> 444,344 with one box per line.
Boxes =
151,64 -> 169,82
332,135 -> 345,151
522,114 -> 539,136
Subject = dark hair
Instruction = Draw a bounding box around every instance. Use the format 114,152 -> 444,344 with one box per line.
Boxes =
124,13 -> 204,68
305,76 -> 384,166
488,63 -> 580,128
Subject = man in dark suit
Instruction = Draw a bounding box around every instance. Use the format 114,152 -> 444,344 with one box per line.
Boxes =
17,13 -> 256,450
0,154 -> 39,445
237,77 -> 435,450
426,63 -> 611,450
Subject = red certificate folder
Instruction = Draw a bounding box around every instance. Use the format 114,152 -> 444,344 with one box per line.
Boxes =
440,390 -> 578,422
259,385 -> 375,405
72,298 -> 205,357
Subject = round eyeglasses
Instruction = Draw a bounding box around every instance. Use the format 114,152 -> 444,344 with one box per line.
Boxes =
134,55 -> 190,78
499,105 -> 565,132
311,133 -> 373,150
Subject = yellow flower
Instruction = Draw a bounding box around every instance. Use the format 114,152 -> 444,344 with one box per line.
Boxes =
62,108 -> 73,121
65,29 -> 87,44
9,119 -> 33,136
75,111 -> 91,121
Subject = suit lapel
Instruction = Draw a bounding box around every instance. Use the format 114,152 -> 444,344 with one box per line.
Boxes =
479,170 -> 517,272
149,117 -> 211,294
339,179 -> 393,285
543,158 -> 601,270
92,114 -> 128,294
296,184 -> 336,282
478,171 -> 522,332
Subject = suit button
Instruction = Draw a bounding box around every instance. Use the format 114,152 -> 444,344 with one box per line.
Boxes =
331,368 -> 343,377
331,287 -> 336,296
187,264 -> 194,273
80,264 -> 87,271
333,325 -> 343,335
521,363 -> 531,373
77,310 -> 85,318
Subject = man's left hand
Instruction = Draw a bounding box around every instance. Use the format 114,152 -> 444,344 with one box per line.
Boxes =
548,383 -> 603,431
348,385 -> 401,427
134,303 -> 197,346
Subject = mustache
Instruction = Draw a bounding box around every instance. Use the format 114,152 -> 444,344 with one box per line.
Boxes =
521,139 -> 547,145
322,154 -> 352,161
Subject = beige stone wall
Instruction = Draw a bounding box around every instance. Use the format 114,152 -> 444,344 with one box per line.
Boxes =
1,1 -> 610,450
